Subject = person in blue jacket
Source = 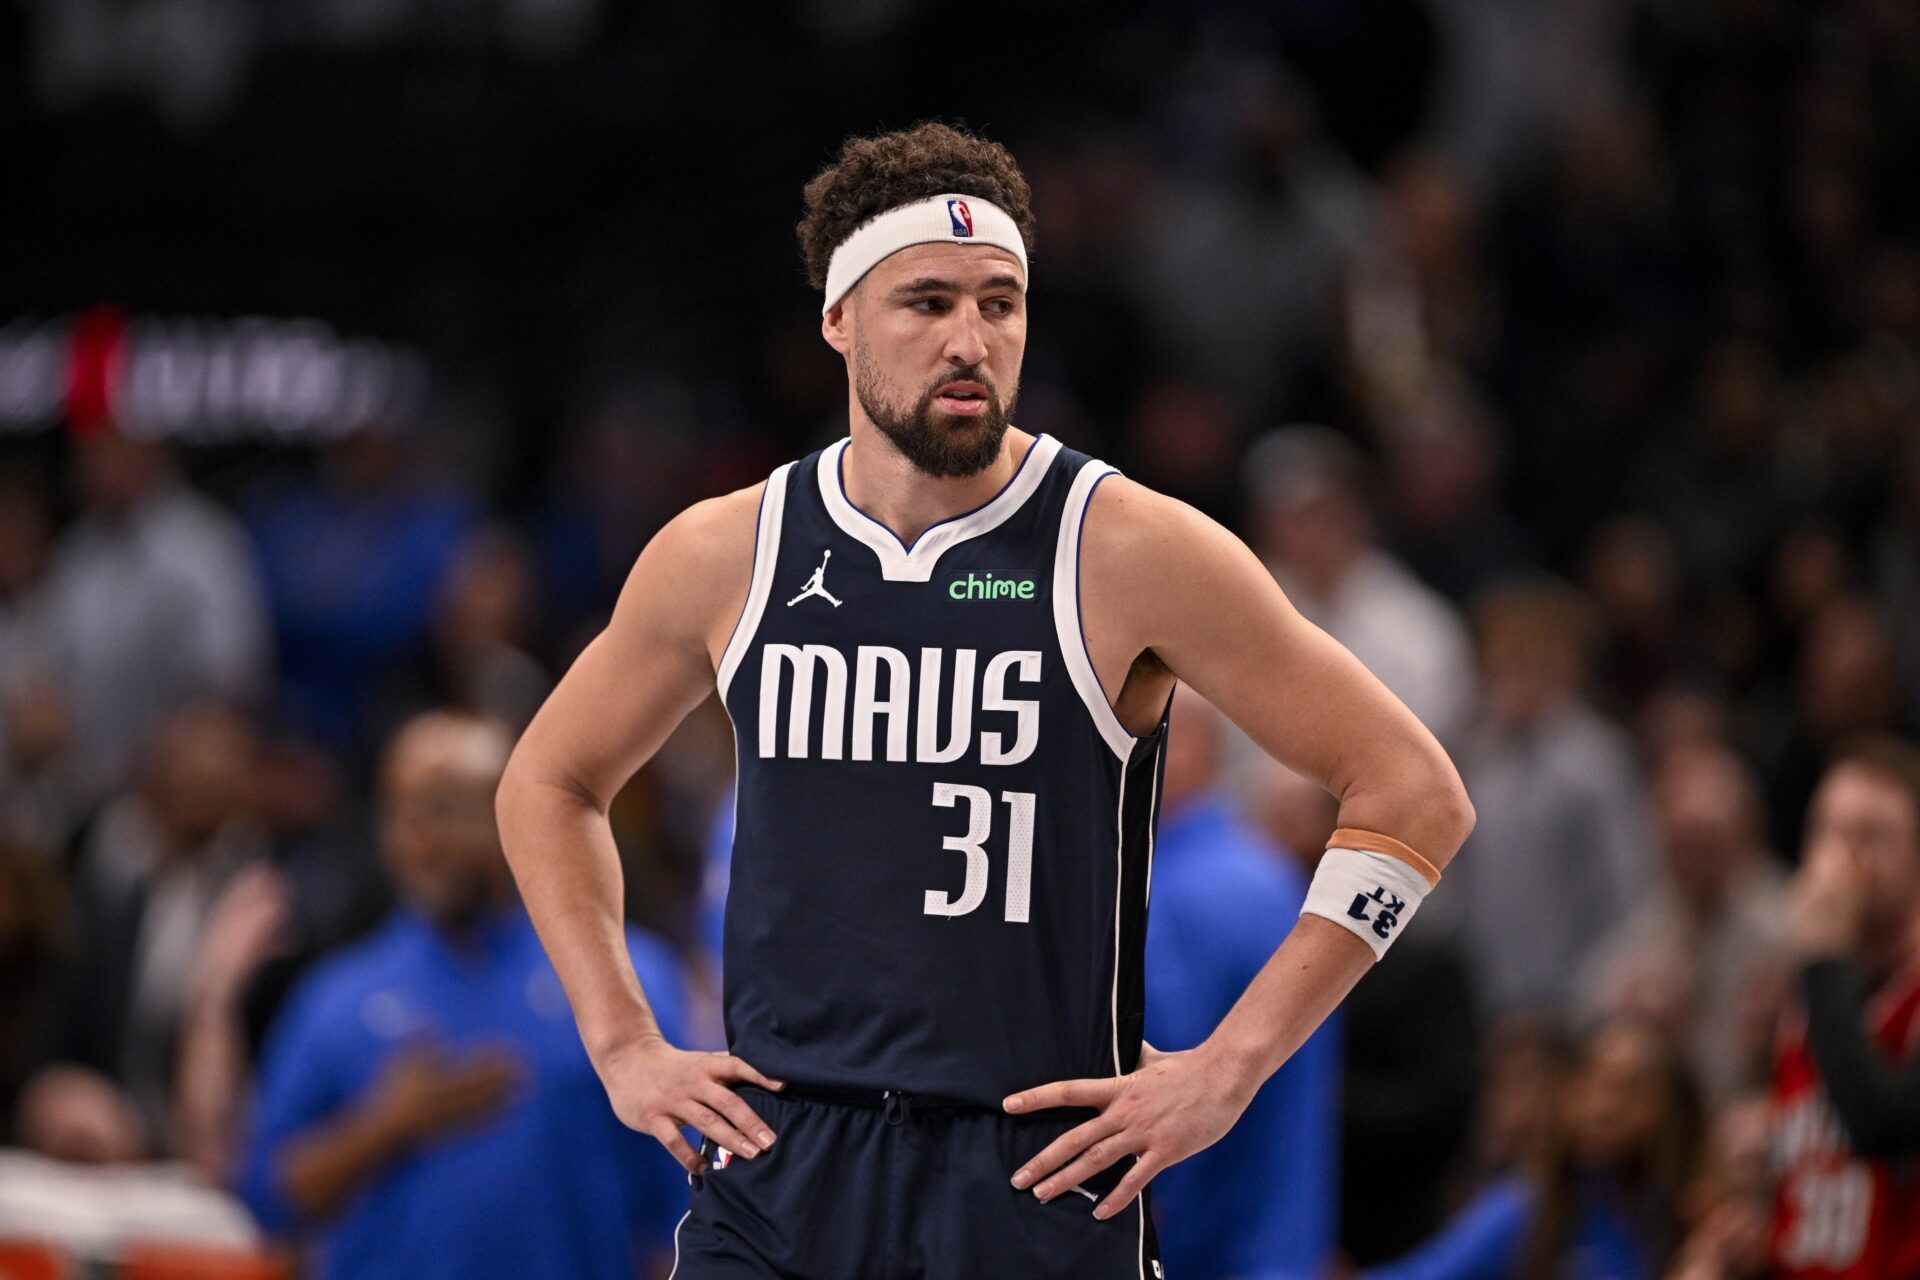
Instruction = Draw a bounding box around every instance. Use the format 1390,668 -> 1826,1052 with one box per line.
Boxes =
1143,684 -> 1342,1280
237,710 -> 692,1280
1363,1015 -> 1703,1280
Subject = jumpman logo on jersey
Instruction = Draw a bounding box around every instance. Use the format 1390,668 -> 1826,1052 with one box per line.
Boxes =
786,549 -> 843,608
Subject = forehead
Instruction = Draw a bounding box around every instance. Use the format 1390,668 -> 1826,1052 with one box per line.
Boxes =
863,240 -> 1026,291
1815,763 -> 1919,828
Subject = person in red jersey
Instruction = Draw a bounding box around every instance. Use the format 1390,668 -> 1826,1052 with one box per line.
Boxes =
1771,736 -> 1920,1280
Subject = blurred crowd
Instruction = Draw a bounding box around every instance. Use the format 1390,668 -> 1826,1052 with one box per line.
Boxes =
6,0 -> 1920,1277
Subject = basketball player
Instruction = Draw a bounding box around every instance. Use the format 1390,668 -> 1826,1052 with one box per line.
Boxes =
496,122 -> 1475,1278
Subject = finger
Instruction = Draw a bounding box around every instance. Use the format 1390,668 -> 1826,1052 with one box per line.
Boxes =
1003,1076 -> 1116,1114
1032,1130 -> 1138,1202
698,1081 -> 778,1148
1010,1112 -> 1124,1190
711,1055 -> 786,1092
648,1118 -> 701,1175
683,1101 -> 762,1159
1093,1152 -> 1164,1221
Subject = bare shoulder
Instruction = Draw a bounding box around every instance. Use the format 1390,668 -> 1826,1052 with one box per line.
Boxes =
1080,473 -> 1256,589
1077,470 -> 1296,680
650,481 -> 764,575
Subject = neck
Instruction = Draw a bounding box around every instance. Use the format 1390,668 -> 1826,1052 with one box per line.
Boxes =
840,422 -> 1033,548
426,881 -> 517,943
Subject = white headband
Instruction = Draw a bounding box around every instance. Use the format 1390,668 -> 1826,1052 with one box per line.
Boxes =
820,193 -> 1029,316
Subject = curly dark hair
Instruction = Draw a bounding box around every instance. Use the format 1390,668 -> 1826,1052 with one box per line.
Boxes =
795,121 -> 1036,293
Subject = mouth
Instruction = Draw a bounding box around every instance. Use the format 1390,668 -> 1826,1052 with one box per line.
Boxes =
934,380 -> 989,416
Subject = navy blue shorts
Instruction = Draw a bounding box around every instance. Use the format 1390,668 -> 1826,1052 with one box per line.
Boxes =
669,1084 -> 1164,1279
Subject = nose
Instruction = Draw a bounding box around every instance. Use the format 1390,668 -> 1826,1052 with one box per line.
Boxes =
942,301 -> 989,368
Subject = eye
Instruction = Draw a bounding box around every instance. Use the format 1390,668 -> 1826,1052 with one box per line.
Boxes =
908,297 -> 947,312
984,297 -> 1015,316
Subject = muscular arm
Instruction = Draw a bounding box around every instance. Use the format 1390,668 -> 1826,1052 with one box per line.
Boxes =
1083,477 -> 1475,1087
498,486 -> 789,1171
1007,477 -> 1476,1218
496,490 -> 754,1059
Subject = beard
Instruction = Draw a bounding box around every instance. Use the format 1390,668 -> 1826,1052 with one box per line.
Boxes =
853,339 -> 1017,479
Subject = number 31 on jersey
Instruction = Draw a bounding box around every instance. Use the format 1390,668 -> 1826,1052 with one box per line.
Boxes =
927,783 -> 1036,923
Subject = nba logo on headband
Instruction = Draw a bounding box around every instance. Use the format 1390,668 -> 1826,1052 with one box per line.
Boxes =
820,193 -> 1025,314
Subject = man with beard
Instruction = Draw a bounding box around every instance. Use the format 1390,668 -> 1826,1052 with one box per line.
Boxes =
1771,738 -> 1920,1280
497,121 -> 1475,1278
238,711 -> 692,1280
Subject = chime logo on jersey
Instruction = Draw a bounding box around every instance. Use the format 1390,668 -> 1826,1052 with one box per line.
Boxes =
948,199 -> 973,237
948,571 -> 1035,601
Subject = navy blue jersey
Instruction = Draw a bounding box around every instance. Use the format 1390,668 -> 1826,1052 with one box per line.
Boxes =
715,432 -> 1168,1108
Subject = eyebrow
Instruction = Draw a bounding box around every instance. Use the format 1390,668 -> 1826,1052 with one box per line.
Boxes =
890,274 -> 1026,298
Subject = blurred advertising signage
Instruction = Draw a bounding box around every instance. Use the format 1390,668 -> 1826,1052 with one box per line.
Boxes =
0,307 -> 430,441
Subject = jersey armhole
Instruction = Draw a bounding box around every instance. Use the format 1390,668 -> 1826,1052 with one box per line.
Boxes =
716,463 -> 792,702
1053,459 -> 1139,760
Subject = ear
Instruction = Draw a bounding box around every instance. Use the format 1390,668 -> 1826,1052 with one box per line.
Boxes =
821,295 -> 852,356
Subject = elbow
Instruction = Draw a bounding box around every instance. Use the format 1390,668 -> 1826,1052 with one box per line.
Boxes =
494,747 -> 606,830
1448,782 -> 1477,847
1426,754 -> 1476,852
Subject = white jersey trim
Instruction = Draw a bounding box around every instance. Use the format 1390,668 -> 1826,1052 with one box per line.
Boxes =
818,433 -> 1062,582
1053,459 -> 1136,760
716,463 -> 793,702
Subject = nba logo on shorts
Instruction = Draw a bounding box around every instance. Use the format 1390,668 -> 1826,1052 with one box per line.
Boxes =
712,1146 -> 734,1170
947,199 -> 973,237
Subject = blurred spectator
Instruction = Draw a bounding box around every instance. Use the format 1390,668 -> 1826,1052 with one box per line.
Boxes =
1126,57 -> 1371,420
379,527 -> 552,734
1466,1016 -> 1564,1187
40,433 -> 269,809
244,423 -> 478,759
44,700 -> 266,1142
174,861 -> 292,1181
1378,375 -> 1533,606
1669,1094 -> 1773,1280
0,836 -> 67,1143
1363,1016 -> 1702,1280
1641,340 -> 1802,594
1456,580 -> 1654,1018
1341,152 -> 1492,419
1870,431 -> 1920,732
1768,737 -> 1920,1279
1245,425 -> 1477,746
236,710 -> 692,1280
0,468 -> 54,688
15,1064 -> 148,1166
1122,379 -> 1244,521
1762,596 -> 1909,858
1578,744 -> 1789,1106
1582,515 -> 1699,714
1142,686 -> 1338,1280
0,666 -> 79,859
1495,103 -> 1692,562
0,469 -> 65,846
530,389 -> 705,644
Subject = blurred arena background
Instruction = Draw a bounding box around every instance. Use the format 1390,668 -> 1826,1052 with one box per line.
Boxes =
2,0 -> 1919,1277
